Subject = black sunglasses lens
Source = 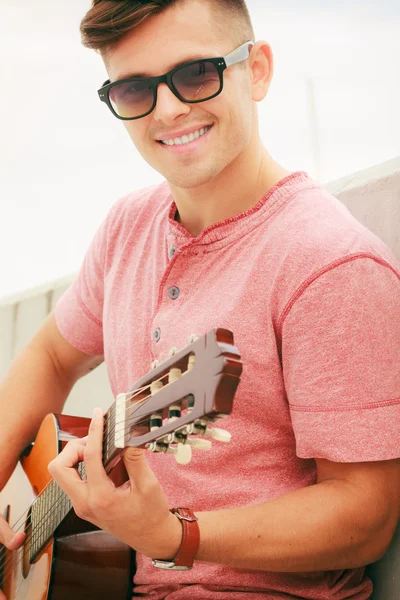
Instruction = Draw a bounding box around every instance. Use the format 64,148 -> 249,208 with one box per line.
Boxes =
172,61 -> 221,101
106,60 -> 221,119
109,79 -> 154,119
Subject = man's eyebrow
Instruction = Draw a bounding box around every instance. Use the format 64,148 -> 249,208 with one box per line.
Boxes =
113,54 -> 213,82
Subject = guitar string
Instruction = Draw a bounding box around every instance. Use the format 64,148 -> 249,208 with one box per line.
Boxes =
0,378 -> 164,568
0,403 -> 152,577
0,378 -> 157,541
0,428 -> 139,581
106,360 -> 194,442
0,368 -> 199,578
5,370 -> 169,537
103,370 -> 172,449
0,406 -> 154,578
105,364 -> 197,448
0,393 -> 198,578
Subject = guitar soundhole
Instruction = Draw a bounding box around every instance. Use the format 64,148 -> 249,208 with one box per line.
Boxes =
22,511 -> 32,579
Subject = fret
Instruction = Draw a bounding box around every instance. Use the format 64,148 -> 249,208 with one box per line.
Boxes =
32,493 -> 41,559
50,483 -> 58,530
63,486 -> 71,521
78,461 -> 86,481
105,406 -> 114,464
30,426 -> 117,563
29,498 -> 36,560
38,490 -> 43,549
40,488 -> 45,549
58,487 -> 62,523
43,480 -> 53,541
43,484 -> 49,544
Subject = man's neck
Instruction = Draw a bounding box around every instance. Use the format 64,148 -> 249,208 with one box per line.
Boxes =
167,140 -> 292,237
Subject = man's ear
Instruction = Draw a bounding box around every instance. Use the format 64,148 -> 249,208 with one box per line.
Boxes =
249,41 -> 274,102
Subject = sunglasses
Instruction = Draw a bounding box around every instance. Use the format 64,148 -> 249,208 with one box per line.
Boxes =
97,41 -> 254,120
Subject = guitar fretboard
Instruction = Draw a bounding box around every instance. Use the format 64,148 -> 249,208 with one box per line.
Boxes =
29,463 -> 86,562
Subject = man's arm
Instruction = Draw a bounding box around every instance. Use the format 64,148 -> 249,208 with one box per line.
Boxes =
48,411 -> 400,572
0,312 -> 102,547
195,457 -> 400,571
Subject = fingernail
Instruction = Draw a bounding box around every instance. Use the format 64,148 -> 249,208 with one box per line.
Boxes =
92,407 -> 103,420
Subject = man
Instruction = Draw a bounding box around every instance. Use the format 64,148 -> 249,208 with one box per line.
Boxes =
1,0 -> 400,598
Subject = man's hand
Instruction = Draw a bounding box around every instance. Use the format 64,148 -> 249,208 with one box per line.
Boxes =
0,516 -> 25,552
48,408 -> 182,560
0,515 -> 26,600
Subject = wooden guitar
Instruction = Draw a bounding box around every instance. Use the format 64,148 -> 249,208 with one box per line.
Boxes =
0,329 -> 242,599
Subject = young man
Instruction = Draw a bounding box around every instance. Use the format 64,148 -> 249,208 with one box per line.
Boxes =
1,0 -> 400,598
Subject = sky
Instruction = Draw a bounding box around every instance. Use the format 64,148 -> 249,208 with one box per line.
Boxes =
0,0 -> 399,300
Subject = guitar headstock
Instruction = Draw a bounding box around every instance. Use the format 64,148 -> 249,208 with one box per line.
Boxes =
103,329 -> 242,468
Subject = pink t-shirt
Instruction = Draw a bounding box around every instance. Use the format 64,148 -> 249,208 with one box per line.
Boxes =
55,171 -> 400,599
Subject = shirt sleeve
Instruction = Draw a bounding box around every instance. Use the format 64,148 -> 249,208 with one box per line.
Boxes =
54,212 -> 112,356
281,256 -> 400,462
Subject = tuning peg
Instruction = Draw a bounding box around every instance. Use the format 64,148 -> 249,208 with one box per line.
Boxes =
169,368 -> 181,383
187,438 -> 212,450
150,380 -> 163,395
174,443 -> 192,465
168,347 -> 178,357
188,334 -> 199,344
188,355 -> 196,372
204,427 -> 232,443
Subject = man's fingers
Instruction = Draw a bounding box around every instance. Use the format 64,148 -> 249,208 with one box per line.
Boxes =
123,447 -> 158,489
48,437 -> 87,500
5,531 -> 26,551
0,516 -> 26,550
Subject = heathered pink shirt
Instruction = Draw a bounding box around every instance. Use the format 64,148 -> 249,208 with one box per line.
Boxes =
55,171 -> 400,599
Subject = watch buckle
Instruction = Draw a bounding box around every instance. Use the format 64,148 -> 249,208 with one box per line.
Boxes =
152,559 -> 193,570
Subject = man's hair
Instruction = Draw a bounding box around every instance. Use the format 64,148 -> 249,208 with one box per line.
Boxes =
80,0 -> 255,60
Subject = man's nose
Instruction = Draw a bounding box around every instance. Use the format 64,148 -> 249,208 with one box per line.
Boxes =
153,83 -> 191,123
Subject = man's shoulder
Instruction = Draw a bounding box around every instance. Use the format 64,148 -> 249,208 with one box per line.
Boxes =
269,182 -> 400,318
279,182 -> 396,267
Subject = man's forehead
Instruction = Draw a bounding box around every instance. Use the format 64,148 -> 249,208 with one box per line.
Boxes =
104,0 -> 226,82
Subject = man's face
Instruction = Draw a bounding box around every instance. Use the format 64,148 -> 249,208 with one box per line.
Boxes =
105,0 -> 254,189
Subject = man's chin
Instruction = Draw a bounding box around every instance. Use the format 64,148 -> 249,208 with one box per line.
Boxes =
164,167 -> 220,190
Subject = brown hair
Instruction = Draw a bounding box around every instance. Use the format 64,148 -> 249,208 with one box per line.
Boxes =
80,0 -> 255,60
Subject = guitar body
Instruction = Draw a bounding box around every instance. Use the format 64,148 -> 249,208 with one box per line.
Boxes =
1,414 -> 134,600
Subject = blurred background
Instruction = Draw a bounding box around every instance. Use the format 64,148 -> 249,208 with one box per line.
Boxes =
0,0 -> 399,299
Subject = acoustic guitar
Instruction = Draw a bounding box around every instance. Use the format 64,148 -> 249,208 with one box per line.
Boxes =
0,329 -> 242,599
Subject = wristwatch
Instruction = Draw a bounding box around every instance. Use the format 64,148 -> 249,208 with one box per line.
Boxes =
152,507 -> 200,570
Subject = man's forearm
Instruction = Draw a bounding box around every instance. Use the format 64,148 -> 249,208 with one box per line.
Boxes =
195,479 -> 392,571
0,341 -> 74,490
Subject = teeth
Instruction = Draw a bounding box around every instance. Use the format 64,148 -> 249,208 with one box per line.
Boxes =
161,126 -> 211,146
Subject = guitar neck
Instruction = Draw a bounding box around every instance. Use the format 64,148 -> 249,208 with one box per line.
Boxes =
29,463 -> 86,562
28,328 -> 243,561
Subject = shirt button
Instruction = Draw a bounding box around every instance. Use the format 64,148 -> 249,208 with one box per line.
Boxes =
168,246 -> 178,259
152,328 -> 161,342
168,287 -> 180,300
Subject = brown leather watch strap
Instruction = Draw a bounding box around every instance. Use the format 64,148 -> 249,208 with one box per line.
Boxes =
170,507 -> 200,568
